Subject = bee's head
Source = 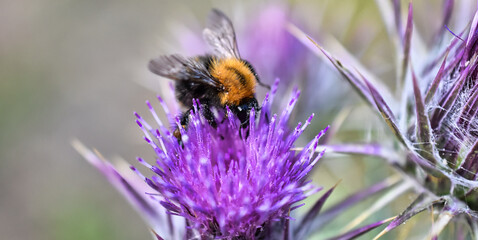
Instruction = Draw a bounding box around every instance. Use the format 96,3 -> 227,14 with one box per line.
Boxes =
230,98 -> 259,127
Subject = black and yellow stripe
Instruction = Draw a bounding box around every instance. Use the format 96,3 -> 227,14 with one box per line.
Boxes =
210,58 -> 257,105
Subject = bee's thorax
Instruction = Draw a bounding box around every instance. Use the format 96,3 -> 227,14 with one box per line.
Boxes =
210,58 -> 257,105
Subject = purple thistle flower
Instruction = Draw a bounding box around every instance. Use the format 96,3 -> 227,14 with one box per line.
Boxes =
74,7 -> 400,240
75,77 -> 396,238
239,4 -> 307,83
132,80 -> 327,238
75,78 -> 393,239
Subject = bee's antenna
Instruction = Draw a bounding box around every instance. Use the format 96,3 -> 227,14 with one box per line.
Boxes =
257,80 -> 271,90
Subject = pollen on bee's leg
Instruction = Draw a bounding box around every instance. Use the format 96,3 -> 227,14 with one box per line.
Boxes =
173,129 -> 182,140
173,125 -> 189,148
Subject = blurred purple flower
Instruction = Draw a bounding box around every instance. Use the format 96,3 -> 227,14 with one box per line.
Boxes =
239,4 -> 307,83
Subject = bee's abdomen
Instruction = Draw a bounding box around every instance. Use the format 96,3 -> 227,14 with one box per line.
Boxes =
210,58 -> 257,105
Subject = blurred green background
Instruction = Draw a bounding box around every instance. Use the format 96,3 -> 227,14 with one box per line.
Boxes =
1,0 -> 475,239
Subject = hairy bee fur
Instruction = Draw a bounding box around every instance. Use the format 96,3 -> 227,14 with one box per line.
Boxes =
148,9 -> 268,137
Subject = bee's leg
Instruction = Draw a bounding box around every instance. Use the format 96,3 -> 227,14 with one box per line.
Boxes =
173,106 -> 219,141
201,105 -> 217,128
173,109 -> 192,141
180,108 -> 192,127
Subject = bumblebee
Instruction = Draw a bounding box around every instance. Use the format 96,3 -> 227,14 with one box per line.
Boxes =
149,9 -> 268,136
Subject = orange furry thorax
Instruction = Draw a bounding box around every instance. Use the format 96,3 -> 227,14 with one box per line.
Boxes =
210,58 -> 257,105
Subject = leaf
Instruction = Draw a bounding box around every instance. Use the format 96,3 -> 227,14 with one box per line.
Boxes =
430,0 -> 454,45
411,67 -> 435,162
302,177 -> 400,237
328,217 -> 395,240
343,180 -> 412,232
400,2 -> 413,88
283,219 -> 290,240
362,75 -> 409,147
72,140 -> 179,239
300,143 -> 401,164
457,81 -> 478,130
424,50 -> 449,104
430,62 -> 472,130
374,0 -> 401,48
288,24 -> 403,132
456,138 -> 478,180
321,107 -> 352,144
392,0 -> 403,38
468,216 -> 478,239
294,182 -> 339,239
406,151 -> 444,177
72,140 -> 160,219
426,209 -> 455,239
308,37 -> 375,106
321,35 -> 397,105
464,10 -> 478,62
373,194 -> 444,239
287,23 -> 388,108
151,230 -> 165,240
431,63 -> 478,166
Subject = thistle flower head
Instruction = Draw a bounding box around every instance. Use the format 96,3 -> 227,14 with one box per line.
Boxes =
74,6 -> 402,240
132,80 -> 327,238
75,77 -> 391,239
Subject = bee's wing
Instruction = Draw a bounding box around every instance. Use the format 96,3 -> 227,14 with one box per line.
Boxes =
148,54 -> 221,88
203,9 -> 240,59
